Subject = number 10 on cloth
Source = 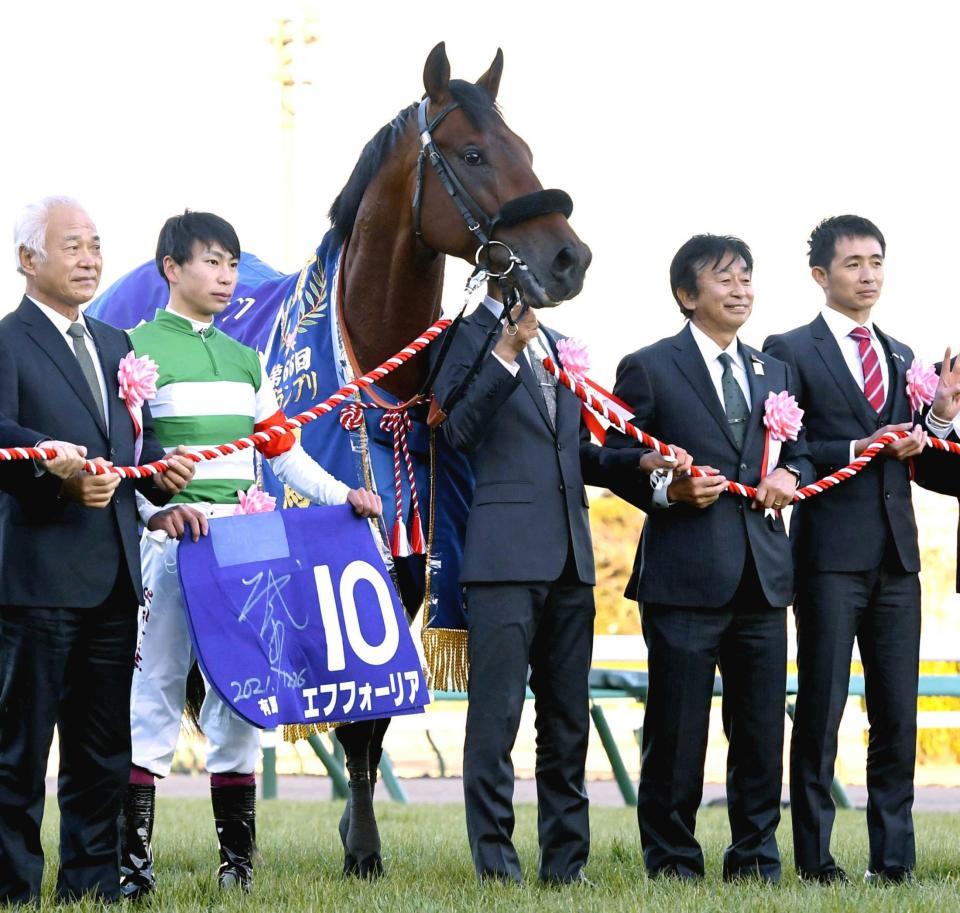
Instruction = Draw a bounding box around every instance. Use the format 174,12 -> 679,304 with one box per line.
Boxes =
177,505 -> 429,728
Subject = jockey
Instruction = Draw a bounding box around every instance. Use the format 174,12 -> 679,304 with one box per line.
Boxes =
119,211 -> 381,898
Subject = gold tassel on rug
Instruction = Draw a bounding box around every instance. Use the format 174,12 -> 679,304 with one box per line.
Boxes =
422,626 -> 469,692
282,721 -> 337,743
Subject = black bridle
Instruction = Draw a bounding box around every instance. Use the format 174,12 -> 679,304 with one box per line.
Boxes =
412,99 -> 573,274
412,98 -> 573,413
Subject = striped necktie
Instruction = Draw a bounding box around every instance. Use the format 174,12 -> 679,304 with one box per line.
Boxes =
849,326 -> 885,412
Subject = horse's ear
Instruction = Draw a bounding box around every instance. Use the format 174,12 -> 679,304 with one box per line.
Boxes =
476,48 -> 503,101
423,42 -> 451,106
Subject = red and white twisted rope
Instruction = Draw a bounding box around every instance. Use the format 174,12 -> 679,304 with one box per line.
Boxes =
0,320 -> 451,477
542,356 -> 960,503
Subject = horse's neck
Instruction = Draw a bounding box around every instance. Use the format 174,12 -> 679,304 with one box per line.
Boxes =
341,176 -> 444,400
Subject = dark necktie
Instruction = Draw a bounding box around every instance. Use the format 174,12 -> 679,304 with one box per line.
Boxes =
67,322 -> 105,424
849,325 -> 885,412
718,352 -> 749,449
529,338 -> 557,427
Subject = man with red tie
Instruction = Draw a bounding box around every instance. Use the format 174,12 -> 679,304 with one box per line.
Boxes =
764,215 -> 960,884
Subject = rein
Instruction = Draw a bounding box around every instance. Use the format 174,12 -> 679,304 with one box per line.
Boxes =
412,99 -> 573,258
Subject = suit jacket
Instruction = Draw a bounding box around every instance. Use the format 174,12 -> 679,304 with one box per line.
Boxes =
604,323 -> 814,608
911,361 -> 960,590
764,313 -> 936,574
0,297 -> 168,608
432,304 -> 639,585
0,414 -> 45,450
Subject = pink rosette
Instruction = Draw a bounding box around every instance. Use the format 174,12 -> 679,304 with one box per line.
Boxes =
233,484 -> 277,516
556,337 -> 590,381
763,390 -> 804,442
117,352 -> 159,409
117,351 -> 159,464
905,357 -> 938,414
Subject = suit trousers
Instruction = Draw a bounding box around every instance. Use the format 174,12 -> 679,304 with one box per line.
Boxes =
462,547 -> 595,884
0,565 -> 137,904
638,556 -> 786,881
790,554 -> 920,876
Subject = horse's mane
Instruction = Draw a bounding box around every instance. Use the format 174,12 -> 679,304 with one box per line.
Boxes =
328,80 -> 500,248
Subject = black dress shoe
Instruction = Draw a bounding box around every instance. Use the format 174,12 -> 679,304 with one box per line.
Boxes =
799,866 -> 850,884
478,870 -> 522,887
648,864 -> 703,881
864,867 -> 913,885
541,871 -> 596,887
723,868 -> 780,885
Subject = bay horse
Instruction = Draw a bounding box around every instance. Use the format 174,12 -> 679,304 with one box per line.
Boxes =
89,41 -> 591,878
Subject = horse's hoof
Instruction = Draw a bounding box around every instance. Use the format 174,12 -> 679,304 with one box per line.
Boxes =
342,853 -> 359,877
355,854 -> 385,880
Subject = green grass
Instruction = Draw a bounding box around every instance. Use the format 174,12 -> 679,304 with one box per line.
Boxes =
35,800 -> 960,911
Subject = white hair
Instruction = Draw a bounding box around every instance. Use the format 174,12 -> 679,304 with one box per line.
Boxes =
13,195 -> 90,274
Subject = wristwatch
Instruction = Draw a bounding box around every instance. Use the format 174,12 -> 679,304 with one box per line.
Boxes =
783,464 -> 802,486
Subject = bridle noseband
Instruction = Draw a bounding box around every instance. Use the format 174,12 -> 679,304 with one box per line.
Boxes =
411,98 -> 574,275
410,97 -> 575,412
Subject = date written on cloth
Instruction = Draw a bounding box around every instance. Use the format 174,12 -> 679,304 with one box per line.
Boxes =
178,504 -> 429,728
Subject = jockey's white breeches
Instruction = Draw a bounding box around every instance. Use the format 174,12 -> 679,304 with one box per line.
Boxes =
130,511 -> 261,778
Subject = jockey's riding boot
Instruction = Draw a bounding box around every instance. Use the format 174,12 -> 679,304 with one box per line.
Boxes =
119,783 -> 157,900
344,757 -> 383,879
339,758 -> 380,876
211,784 -> 256,892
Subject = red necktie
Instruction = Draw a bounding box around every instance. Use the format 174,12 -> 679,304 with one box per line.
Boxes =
849,326 -> 885,412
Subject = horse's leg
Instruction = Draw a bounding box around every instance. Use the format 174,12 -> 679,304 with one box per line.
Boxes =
333,721 -> 383,878
368,716 -> 390,789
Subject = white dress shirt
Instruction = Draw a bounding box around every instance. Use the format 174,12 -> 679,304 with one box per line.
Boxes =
688,320 -> 752,411
820,306 -> 952,457
28,295 -> 110,430
651,322 -> 751,509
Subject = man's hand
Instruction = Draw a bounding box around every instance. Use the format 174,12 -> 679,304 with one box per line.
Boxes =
666,466 -> 727,508
59,457 -> 120,508
39,440 -> 87,480
493,302 -> 539,364
639,446 -> 693,476
753,467 -> 798,511
855,422 -> 925,461
347,488 -> 382,518
931,347 -> 960,423
153,446 -> 196,494
147,505 -> 209,542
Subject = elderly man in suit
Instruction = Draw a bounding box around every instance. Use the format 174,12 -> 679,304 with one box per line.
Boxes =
0,197 -> 194,904
604,234 -> 814,883
764,215 -> 960,884
432,282 -> 661,885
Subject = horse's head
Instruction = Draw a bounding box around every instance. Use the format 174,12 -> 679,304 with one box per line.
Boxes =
415,43 -> 592,307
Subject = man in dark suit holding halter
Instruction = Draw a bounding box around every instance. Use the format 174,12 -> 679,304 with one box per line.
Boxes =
604,234 -> 813,882
764,215 -> 960,884
432,281 -> 664,885
0,196 -> 194,904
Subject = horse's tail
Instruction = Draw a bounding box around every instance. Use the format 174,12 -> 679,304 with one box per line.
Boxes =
183,661 -> 206,734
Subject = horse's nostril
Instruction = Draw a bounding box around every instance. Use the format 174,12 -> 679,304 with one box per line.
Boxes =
551,246 -> 578,280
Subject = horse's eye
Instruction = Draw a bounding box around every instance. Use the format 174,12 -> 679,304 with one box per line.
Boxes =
463,150 -> 483,166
